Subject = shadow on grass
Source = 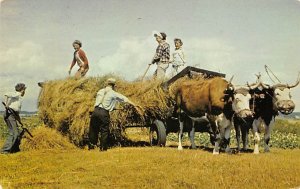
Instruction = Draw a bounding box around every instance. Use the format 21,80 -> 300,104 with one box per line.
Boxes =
119,139 -> 151,147
165,144 -> 255,154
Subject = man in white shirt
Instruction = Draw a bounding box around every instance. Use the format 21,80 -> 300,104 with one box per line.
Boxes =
88,78 -> 140,151
1,83 -> 26,154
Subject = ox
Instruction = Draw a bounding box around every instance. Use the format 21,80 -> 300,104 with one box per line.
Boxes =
211,86 -> 256,154
234,81 -> 263,152
250,76 -> 299,154
175,77 -> 256,154
234,74 -> 300,153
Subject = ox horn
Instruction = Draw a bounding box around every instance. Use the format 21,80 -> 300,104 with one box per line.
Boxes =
260,82 -> 271,89
247,81 -> 261,90
228,75 -> 234,84
287,72 -> 300,89
38,82 -> 44,88
227,75 -> 235,90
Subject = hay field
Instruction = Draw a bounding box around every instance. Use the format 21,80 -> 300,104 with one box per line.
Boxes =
1,117 -> 300,189
0,147 -> 299,189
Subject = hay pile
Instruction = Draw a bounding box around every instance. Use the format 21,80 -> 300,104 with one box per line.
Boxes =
20,126 -> 76,151
38,76 -> 176,146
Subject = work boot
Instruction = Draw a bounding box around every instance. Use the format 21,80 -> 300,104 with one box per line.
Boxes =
88,143 -> 96,150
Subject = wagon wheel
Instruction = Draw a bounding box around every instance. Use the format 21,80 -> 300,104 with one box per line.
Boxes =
149,120 -> 167,147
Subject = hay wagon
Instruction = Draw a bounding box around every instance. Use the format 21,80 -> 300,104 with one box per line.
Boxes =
37,66 -> 225,148
125,66 -> 226,146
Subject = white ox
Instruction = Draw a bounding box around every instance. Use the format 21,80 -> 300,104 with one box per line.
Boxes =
251,74 -> 299,154
211,86 -> 254,154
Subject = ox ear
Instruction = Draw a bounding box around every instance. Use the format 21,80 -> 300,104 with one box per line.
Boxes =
287,72 -> 300,89
261,81 -> 271,89
247,81 -> 261,90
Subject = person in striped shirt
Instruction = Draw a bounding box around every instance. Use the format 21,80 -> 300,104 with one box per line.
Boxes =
149,32 -> 170,80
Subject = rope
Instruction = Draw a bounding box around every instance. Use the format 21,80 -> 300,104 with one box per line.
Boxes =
265,65 -> 281,83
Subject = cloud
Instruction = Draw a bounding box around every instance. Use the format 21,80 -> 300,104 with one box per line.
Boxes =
1,38 -> 299,111
91,35 -> 157,80
91,36 -> 237,81
0,0 -> 5,8
0,41 -> 65,111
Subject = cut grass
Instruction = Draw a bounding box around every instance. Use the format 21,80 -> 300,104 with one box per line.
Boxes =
1,117 -> 300,188
0,147 -> 299,189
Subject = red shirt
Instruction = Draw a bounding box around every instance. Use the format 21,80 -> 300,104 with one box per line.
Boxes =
70,49 -> 89,69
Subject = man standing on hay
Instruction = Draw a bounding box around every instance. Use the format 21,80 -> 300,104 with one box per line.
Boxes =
68,40 -> 89,79
1,83 -> 26,154
149,32 -> 170,80
88,78 -> 140,151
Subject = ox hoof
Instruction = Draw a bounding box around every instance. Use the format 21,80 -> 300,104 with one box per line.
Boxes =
225,148 -> 232,154
190,145 -> 197,150
178,146 -> 183,150
213,150 -> 219,155
264,148 -> 270,153
254,149 -> 260,154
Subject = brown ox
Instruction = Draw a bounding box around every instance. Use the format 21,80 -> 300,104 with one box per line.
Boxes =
175,77 -> 233,151
175,77 -> 258,154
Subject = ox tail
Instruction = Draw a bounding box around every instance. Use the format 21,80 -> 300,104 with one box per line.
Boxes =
175,89 -> 183,121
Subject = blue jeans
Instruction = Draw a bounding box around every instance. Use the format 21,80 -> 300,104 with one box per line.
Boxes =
1,112 -> 22,153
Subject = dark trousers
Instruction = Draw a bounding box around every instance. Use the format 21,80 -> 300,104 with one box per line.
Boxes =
1,112 -> 22,153
88,107 -> 110,151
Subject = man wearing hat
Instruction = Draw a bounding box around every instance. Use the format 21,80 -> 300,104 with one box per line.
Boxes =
88,78 -> 140,151
149,32 -> 170,80
68,40 -> 89,79
1,83 -> 26,154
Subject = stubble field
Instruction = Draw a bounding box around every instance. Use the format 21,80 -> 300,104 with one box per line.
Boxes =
0,117 -> 299,189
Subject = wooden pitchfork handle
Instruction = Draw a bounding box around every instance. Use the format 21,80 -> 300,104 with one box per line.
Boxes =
141,64 -> 152,81
2,102 -> 33,138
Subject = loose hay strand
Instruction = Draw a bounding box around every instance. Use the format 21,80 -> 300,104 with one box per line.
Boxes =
21,126 -> 76,150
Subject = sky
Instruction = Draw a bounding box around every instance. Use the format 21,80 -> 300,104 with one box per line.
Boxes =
0,0 -> 300,111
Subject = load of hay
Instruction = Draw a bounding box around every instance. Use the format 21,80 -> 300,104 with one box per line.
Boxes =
38,75 -> 179,147
20,126 -> 76,151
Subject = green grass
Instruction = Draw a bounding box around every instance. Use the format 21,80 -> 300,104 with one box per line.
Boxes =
274,119 -> 300,135
0,116 -> 42,139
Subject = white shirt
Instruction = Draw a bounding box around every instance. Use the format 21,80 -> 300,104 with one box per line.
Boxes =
94,86 -> 129,111
172,48 -> 185,66
4,91 -> 23,112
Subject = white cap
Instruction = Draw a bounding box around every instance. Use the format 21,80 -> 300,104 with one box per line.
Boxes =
107,78 -> 116,85
153,32 -> 163,39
